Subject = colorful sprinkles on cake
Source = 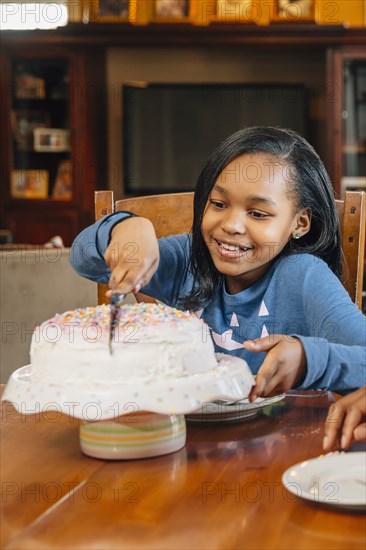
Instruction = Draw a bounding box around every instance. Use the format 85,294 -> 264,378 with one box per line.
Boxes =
115,303 -> 194,328
45,303 -> 194,331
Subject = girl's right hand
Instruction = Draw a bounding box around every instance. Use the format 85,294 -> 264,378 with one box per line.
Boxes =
104,217 -> 159,295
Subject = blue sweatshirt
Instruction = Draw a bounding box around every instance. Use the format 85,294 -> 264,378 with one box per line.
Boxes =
71,212 -> 366,393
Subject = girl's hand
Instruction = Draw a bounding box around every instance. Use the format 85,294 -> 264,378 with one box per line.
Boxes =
323,386 -> 366,452
104,217 -> 159,295
243,335 -> 307,401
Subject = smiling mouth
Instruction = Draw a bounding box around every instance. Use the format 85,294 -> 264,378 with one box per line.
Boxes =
215,240 -> 252,253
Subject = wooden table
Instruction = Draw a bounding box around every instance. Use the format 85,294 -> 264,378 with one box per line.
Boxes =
1,389 -> 365,550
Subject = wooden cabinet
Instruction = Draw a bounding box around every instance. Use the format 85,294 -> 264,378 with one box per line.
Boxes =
327,47 -> 366,310
327,47 -> 366,198
0,46 -> 106,246
1,24 -> 365,244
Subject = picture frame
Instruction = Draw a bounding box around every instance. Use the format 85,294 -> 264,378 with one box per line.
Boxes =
11,170 -> 49,199
34,128 -> 70,153
15,72 -> 45,99
154,0 -> 189,19
216,0 -> 255,21
273,0 -> 317,22
88,0 -> 129,22
52,160 -> 73,200
11,110 -> 50,152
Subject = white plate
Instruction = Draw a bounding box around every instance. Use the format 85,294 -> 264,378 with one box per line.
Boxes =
282,452 -> 366,509
185,394 -> 285,423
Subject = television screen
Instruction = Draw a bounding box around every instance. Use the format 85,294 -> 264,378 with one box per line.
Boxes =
122,83 -> 309,195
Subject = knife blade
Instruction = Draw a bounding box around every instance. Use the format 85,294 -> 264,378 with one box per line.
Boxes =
109,292 -> 125,354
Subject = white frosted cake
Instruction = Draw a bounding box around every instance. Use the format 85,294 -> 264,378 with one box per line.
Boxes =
30,303 -> 218,385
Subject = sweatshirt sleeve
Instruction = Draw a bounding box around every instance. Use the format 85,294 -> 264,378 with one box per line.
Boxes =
139,233 -> 193,307
297,338 -> 365,392
294,261 -> 366,392
70,212 -> 134,283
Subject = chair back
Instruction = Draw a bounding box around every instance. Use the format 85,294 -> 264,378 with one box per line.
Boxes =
95,191 -> 194,304
95,190 -> 365,310
335,191 -> 365,309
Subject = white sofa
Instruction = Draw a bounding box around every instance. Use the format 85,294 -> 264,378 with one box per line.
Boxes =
0,247 -> 98,383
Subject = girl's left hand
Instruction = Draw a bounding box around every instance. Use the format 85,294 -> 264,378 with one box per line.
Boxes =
243,335 -> 307,401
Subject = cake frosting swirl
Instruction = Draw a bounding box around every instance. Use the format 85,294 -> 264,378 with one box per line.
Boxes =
30,303 -> 218,385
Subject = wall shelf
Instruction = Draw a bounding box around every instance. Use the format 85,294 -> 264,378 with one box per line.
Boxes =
1,23 -> 365,49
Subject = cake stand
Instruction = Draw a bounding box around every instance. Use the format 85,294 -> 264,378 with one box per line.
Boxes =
2,353 -> 255,460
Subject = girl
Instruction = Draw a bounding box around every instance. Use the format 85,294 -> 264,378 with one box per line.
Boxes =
71,126 -> 366,398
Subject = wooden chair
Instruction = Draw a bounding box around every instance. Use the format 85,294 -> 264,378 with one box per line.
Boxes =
95,190 -> 365,310
335,191 -> 366,310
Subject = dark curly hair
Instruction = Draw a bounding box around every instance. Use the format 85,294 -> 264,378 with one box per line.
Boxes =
184,126 -> 341,311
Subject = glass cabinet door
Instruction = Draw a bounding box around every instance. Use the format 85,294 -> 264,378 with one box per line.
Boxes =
10,57 -> 73,201
342,58 -> 366,194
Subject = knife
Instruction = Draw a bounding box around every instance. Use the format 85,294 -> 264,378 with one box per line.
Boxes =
109,292 -> 125,354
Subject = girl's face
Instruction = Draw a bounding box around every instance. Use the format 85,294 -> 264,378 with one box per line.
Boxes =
201,152 -> 310,294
